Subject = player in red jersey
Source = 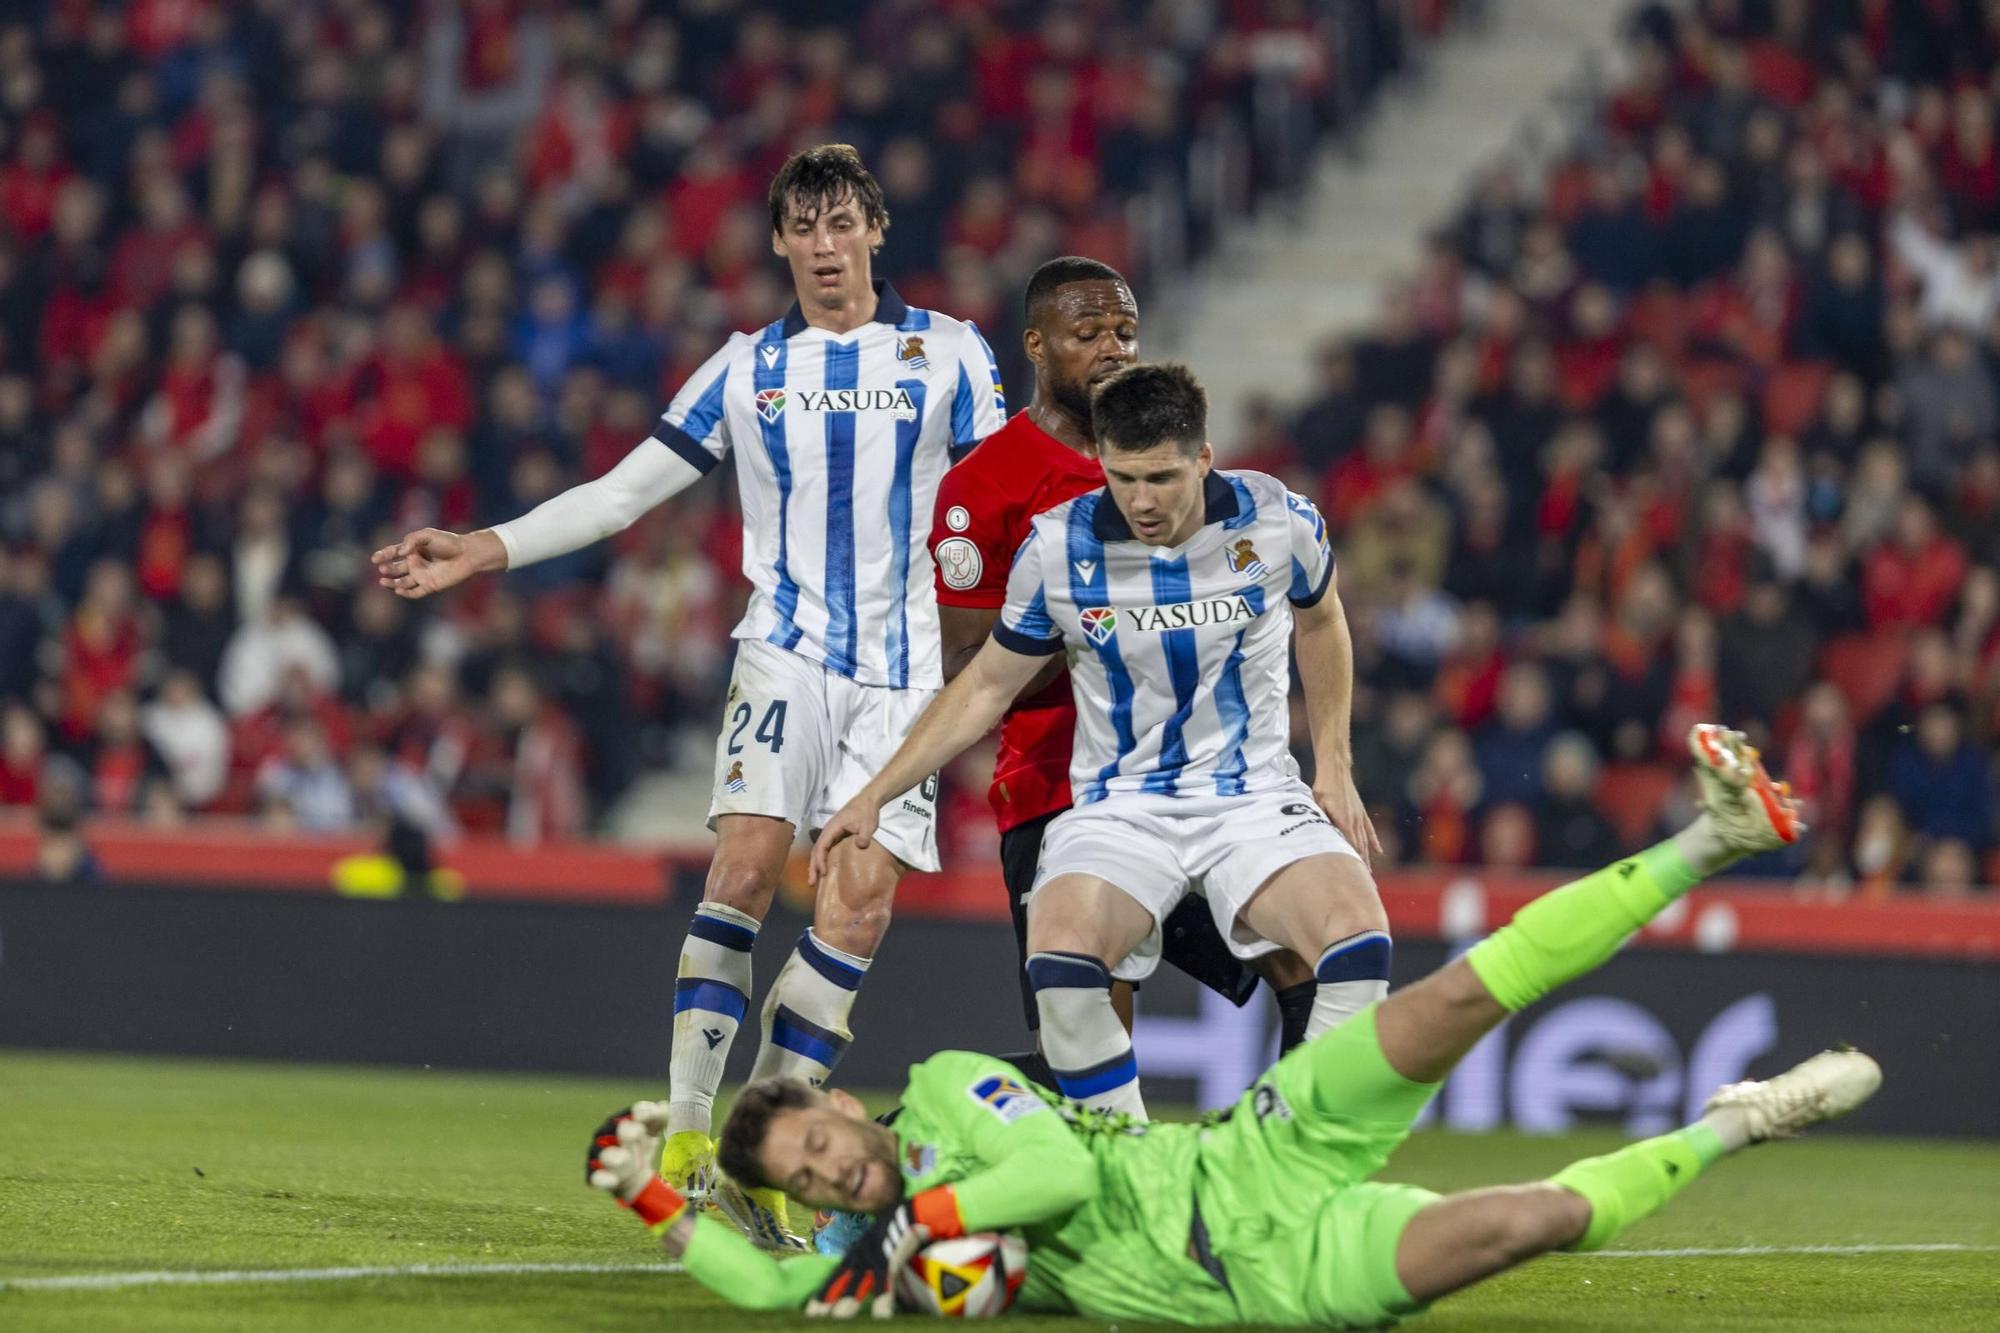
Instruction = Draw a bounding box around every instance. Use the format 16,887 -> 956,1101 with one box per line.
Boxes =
928,257 -> 1316,1087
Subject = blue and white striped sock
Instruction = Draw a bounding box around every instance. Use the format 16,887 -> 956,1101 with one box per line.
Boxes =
751,929 -> 868,1087
667,902 -> 759,1137
1027,951 -> 1146,1120
1308,930 -> 1392,1040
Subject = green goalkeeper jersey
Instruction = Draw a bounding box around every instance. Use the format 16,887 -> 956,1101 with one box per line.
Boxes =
675,1050 -> 1235,1323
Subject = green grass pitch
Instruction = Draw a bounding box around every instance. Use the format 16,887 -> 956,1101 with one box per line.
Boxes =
2,1051 -> 1996,1331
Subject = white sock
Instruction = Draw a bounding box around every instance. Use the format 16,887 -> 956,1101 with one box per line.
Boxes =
667,902 -> 760,1138
1696,1104 -> 1753,1153
1674,813 -> 1734,878
1028,951 -> 1147,1120
1308,930 -> 1392,1040
749,929 -> 868,1087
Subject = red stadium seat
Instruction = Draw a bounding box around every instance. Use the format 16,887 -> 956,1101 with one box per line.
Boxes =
1817,631 -> 1910,724
1594,761 -> 1681,848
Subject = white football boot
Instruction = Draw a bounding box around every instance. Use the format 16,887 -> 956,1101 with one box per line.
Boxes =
1704,1048 -> 1883,1143
1687,724 -> 1802,855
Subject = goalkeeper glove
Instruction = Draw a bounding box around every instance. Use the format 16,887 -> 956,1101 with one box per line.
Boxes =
804,1186 -> 965,1320
584,1101 -> 686,1234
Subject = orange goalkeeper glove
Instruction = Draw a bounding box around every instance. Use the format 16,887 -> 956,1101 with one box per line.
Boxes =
585,1101 -> 687,1233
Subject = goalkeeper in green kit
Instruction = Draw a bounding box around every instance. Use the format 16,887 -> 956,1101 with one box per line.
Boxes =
584,725 -> 1880,1324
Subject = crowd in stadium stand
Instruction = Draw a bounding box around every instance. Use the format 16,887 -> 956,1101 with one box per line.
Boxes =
1235,0 -> 2000,896
0,1 -> 1993,895
0,0 -> 1424,850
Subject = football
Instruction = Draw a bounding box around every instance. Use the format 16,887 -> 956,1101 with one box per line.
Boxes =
894,1232 -> 1029,1318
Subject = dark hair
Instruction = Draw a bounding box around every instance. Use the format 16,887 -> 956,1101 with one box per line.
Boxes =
768,144 -> 890,239
1023,256 -> 1129,323
717,1077 -> 819,1189
1090,362 -> 1207,456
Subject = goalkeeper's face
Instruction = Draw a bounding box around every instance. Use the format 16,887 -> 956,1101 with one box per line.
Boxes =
757,1089 -> 904,1213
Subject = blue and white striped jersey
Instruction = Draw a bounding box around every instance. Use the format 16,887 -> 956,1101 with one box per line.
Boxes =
658,283 -> 1006,689
993,469 -> 1336,802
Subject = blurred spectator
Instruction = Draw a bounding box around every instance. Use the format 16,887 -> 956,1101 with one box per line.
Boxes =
1718,573 -> 1815,726
1917,838 -> 1981,897
1863,496 -> 1969,630
1888,703 -> 1995,849
1896,328 -> 1997,495
1536,732 -> 1623,869
256,718 -> 354,832
80,688 -> 168,815
347,742 -> 457,842
1784,683 -> 1859,845
1474,662 -> 1557,807
488,666 -> 584,845
142,670 -> 230,812
1852,794 -> 1912,898
219,594 -> 341,718
1477,802 -> 1538,870
159,553 -> 233,697
33,761 -> 98,886
1,701 -> 46,806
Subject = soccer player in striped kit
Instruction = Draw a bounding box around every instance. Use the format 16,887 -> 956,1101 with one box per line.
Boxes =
928,257 -> 1319,1095
371,145 -> 1005,1246
817,362 -> 1391,1119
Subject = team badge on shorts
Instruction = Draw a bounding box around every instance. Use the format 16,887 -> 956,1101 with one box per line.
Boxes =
724,761 -> 747,794
755,388 -> 787,422
1226,538 -> 1268,578
1080,606 -> 1118,644
896,335 -> 930,371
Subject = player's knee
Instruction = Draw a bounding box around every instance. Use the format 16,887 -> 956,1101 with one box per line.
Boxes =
1491,1185 -> 1588,1261
704,856 -> 779,917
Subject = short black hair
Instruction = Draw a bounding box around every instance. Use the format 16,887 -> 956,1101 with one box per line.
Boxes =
1090,362 -> 1207,456
717,1077 -> 818,1189
768,144 -> 890,238
1023,256 -> 1129,324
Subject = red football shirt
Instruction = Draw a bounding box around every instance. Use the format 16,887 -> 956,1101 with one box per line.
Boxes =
931,413 -> 1103,833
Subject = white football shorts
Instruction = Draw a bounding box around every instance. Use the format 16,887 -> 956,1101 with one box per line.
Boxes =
706,639 -> 940,871
1028,780 -> 1363,981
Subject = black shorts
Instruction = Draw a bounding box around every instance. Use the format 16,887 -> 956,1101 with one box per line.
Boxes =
1000,808 -> 1260,1033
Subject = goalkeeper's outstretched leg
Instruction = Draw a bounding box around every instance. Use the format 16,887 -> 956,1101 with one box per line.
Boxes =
1335,725 -> 1879,1305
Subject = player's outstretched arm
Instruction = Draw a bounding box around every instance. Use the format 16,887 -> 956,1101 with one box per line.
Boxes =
373,436 -> 706,598
585,1102 -> 835,1311
1293,576 -> 1382,861
810,636 -> 1045,884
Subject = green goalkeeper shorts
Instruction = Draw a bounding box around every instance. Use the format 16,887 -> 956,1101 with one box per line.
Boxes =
1189,1005 -> 1442,1328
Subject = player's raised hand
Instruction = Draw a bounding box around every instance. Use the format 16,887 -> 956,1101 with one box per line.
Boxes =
584,1100 -> 670,1201
585,1102 -> 692,1238
371,528 -> 505,600
1313,762 -> 1383,865
810,793 -> 880,887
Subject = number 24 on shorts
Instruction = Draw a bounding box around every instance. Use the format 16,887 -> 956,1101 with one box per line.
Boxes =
726,699 -> 788,755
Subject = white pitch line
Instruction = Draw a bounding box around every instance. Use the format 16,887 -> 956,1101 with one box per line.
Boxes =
5,1244 -> 1994,1294
0,1261 -> 684,1293
1568,1243 -> 2000,1259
